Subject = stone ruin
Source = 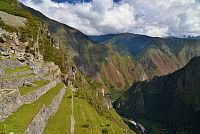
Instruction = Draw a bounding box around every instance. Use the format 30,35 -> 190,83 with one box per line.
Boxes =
0,89 -> 22,122
0,28 -> 27,61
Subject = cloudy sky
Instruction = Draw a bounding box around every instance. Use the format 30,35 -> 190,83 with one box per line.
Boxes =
19,0 -> 200,37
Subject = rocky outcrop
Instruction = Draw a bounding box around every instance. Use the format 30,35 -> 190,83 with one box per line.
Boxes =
0,69 -> 4,77
45,62 -> 61,78
0,35 -> 6,43
24,87 -> 66,134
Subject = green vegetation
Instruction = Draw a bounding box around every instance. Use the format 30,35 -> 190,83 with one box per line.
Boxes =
0,0 -> 69,74
4,65 -> 29,74
19,80 -> 49,95
74,97 -> 132,134
0,83 -> 64,134
109,88 -> 122,102
41,37 -> 68,73
0,73 -> 34,81
44,89 -> 71,134
0,0 -> 41,41
116,57 -> 200,134
0,19 -> 16,32
74,72 -> 134,133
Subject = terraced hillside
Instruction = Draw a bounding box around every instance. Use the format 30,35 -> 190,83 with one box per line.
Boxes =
0,47 -> 133,134
0,2 -> 135,132
0,53 -> 66,133
0,58 -> 134,134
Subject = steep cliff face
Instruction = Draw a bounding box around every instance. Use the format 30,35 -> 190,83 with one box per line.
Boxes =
115,57 -> 200,134
137,38 -> 200,78
100,50 -> 147,89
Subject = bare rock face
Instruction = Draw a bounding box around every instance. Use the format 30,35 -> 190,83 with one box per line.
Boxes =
0,69 -> 4,77
12,34 -> 19,46
0,35 -> 6,43
51,37 -> 60,49
23,81 -> 37,87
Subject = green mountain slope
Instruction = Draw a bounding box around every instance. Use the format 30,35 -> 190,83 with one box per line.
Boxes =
115,56 -> 200,134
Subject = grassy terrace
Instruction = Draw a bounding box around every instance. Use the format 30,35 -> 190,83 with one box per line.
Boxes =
74,97 -> 126,134
0,83 -> 64,134
19,80 -> 50,95
4,65 -> 30,74
44,89 -> 71,134
0,73 -> 35,81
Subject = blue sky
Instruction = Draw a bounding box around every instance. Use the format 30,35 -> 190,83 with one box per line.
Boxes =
20,0 -> 200,37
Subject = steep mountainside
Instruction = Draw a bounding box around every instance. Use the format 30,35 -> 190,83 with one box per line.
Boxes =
0,1 -> 135,133
21,4 -> 147,91
115,56 -> 200,134
90,34 -> 200,78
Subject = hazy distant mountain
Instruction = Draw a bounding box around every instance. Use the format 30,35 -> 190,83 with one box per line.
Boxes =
189,36 -> 200,40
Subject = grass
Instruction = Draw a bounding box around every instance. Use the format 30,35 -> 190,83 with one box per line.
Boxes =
0,73 -> 34,81
19,80 -> 50,95
73,97 -> 127,134
4,65 -> 30,74
0,53 -> 16,60
43,89 -> 71,134
0,83 -> 64,134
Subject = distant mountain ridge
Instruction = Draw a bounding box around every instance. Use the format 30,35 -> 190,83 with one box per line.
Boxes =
90,33 -> 200,79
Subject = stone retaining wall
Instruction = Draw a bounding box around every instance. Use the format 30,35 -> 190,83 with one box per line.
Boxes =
21,78 -> 61,104
0,60 -> 22,69
24,87 -> 66,134
0,75 -> 43,89
0,89 -> 22,122
0,78 -> 61,122
0,70 -> 33,78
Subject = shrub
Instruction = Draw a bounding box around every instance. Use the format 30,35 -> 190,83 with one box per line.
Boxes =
102,128 -> 108,134
81,123 -> 90,128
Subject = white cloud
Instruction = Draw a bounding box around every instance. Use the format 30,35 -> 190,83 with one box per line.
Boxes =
19,0 -> 200,37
